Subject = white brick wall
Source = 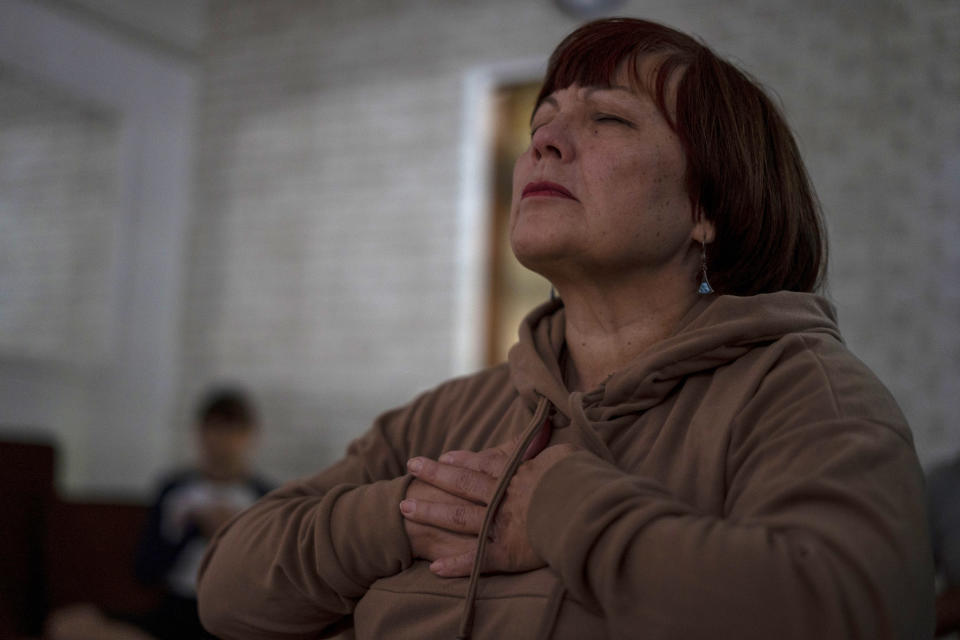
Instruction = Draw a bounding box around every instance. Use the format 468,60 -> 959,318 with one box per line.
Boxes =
0,0 -> 198,495
0,70 -> 119,366
178,0 -> 959,484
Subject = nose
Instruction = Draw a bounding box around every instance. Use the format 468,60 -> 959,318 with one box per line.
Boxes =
531,118 -> 573,163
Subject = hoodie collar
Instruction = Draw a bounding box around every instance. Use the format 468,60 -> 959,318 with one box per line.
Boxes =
509,291 -> 841,424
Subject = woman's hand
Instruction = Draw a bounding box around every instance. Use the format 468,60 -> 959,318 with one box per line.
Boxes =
401,438 -> 576,577
402,478 -> 478,562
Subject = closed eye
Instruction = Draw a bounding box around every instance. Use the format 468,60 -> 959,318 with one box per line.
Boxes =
594,114 -> 633,126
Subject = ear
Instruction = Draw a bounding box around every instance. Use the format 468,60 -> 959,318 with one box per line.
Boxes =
691,209 -> 716,245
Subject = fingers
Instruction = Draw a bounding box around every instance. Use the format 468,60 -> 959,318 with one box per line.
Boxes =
400,498 -> 485,534
407,457 -> 498,504
403,519 -> 476,562
429,549 -> 476,578
438,419 -> 554,474
405,477 -> 473,506
428,543 -> 536,578
436,448 -> 507,477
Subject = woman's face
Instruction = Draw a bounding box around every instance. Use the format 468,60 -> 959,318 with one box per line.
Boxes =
510,68 -> 707,287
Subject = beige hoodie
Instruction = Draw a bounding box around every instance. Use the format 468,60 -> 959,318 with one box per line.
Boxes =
198,292 -> 934,639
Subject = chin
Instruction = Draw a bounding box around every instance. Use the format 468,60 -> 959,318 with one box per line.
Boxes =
510,211 -> 581,272
510,239 -> 566,278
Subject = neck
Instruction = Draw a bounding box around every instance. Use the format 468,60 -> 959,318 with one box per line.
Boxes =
201,462 -> 246,483
558,270 -> 701,391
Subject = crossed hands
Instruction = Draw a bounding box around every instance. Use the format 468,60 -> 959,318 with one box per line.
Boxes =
400,427 -> 576,578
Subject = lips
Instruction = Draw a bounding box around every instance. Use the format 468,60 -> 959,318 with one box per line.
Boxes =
521,181 -> 577,200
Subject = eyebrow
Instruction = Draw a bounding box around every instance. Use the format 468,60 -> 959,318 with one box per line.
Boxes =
531,85 -> 636,124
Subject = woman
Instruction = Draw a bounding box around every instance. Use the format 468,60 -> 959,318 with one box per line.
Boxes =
197,18 -> 934,639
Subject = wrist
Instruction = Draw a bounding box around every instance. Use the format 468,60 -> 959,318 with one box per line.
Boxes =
328,474 -> 416,584
526,451 -> 612,564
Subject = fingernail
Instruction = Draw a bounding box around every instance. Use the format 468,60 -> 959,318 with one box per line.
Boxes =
399,499 -> 414,515
407,458 -> 423,473
430,560 -> 443,572
438,453 -> 453,464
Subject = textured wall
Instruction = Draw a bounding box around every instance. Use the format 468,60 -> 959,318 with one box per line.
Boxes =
0,0 -> 198,495
182,0 -> 959,483
0,68 -> 119,366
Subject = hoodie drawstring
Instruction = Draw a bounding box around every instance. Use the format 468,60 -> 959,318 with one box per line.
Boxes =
456,396 -> 552,640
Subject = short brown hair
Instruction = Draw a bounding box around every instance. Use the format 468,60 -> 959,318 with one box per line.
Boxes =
538,18 -> 827,295
196,387 -> 257,429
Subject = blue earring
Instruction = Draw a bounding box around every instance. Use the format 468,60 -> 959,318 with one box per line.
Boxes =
698,241 -> 713,295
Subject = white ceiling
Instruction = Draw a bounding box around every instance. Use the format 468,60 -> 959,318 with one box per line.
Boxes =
59,0 -> 208,54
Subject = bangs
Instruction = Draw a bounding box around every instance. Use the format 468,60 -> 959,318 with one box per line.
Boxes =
535,18 -> 700,129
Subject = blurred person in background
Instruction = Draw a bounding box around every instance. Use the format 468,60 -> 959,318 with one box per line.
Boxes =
49,386 -> 271,640
198,18 -> 934,639
132,386 -> 272,639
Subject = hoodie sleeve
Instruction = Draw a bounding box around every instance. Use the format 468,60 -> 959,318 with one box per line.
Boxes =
197,398 -> 429,639
526,337 -> 935,639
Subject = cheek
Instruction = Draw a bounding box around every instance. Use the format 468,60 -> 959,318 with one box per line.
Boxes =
509,154 -> 530,225
613,144 -> 686,203
511,152 -> 531,195
648,136 -> 688,190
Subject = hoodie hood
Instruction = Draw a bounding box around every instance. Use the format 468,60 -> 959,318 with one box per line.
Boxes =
508,291 -> 842,427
